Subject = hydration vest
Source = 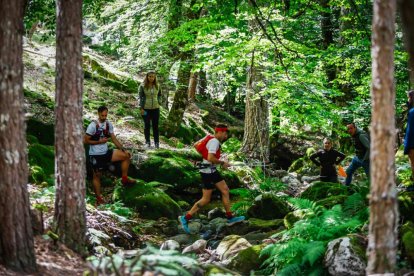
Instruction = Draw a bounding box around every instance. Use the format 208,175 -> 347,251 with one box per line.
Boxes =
90,120 -> 110,141
194,135 -> 221,160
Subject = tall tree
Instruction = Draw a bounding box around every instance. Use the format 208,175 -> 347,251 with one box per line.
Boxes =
164,0 -> 202,137
241,3 -> 269,162
54,0 -> 86,254
0,0 -> 37,272
241,49 -> 269,162
367,0 -> 398,274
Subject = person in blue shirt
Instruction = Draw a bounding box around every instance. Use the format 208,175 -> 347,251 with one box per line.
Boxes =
404,90 -> 414,182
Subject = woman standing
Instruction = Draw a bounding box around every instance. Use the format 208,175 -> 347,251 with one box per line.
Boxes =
310,138 -> 346,183
139,71 -> 161,148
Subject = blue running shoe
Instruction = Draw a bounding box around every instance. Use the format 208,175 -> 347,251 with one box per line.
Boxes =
227,216 -> 245,226
179,216 -> 191,234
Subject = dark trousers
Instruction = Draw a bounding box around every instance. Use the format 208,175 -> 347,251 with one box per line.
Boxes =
142,108 -> 159,144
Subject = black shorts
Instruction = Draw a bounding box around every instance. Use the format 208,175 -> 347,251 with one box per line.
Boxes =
200,170 -> 224,190
90,149 -> 113,172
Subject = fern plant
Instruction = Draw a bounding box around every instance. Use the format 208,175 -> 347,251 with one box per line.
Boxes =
259,192 -> 368,275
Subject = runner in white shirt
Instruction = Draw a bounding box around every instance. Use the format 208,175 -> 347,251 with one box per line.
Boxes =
179,124 -> 245,233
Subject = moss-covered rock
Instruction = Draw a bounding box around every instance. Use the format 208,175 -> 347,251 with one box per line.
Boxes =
247,218 -> 285,232
27,119 -> 55,145
220,170 -> 243,189
137,153 -> 201,190
28,143 -> 54,177
316,195 -> 348,208
401,221 -> 414,264
247,193 -> 290,220
398,191 -> 414,223
301,181 -> 348,201
228,244 -> 266,274
284,210 -> 306,229
113,180 -> 181,219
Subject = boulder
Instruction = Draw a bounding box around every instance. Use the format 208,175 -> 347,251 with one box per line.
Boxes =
247,193 -> 290,220
160,240 -> 180,251
401,221 -> 414,265
228,244 -> 265,275
182,239 -> 207,254
216,235 -> 252,263
324,235 -> 367,276
113,180 -> 181,219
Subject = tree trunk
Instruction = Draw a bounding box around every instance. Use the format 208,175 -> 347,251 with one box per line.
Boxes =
399,0 -> 414,88
54,0 -> 86,255
320,0 -> 336,84
0,0 -> 37,272
367,0 -> 398,274
164,59 -> 192,137
241,51 -> 269,162
188,72 -> 198,102
198,70 -> 207,97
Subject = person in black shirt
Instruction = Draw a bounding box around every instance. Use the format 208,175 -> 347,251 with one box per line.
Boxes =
310,138 -> 346,183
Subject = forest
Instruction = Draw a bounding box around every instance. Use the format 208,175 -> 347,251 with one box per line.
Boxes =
1,0 -> 414,275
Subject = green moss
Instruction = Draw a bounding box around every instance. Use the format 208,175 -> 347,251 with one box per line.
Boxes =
113,180 -> 181,219
228,244 -> 265,274
138,152 -> 201,190
398,191 -> 414,222
248,218 -> 284,232
29,165 -> 46,184
24,89 -> 55,110
316,195 -> 348,208
348,234 -> 367,262
27,135 -> 39,145
27,119 -> 55,145
301,181 -> 348,201
284,210 -> 306,229
28,143 -> 54,176
247,193 -> 290,220
403,231 -> 414,264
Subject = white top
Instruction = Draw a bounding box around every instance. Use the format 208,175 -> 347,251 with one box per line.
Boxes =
86,120 -> 114,155
199,138 -> 220,173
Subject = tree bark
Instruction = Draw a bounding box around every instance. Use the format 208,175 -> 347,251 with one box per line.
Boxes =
54,0 -> 86,255
367,0 -> 398,274
241,51 -> 270,162
320,0 -> 336,84
0,0 -> 37,272
398,0 -> 414,88
188,72 -> 198,102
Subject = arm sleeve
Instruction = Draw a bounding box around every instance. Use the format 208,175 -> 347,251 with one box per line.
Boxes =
359,134 -> 370,161
310,151 -> 321,166
157,85 -> 162,105
335,150 -> 346,164
138,85 -> 145,109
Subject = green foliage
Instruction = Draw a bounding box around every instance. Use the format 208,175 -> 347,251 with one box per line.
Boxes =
105,201 -> 134,218
230,176 -> 286,216
87,245 -> 203,275
28,143 -> 55,178
221,137 -> 241,153
260,191 -> 368,274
